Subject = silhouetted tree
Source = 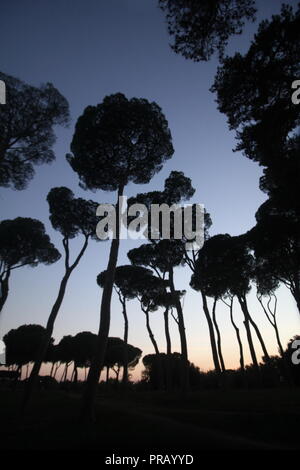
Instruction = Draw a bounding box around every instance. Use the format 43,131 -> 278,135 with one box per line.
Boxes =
0,71 -> 69,190
97,265 -> 147,384
22,187 -> 99,412
211,4 -> 300,202
0,217 -> 60,314
71,332 -> 97,383
3,324 -> 53,377
126,268 -> 167,357
103,337 -> 142,383
56,335 -> 74,382
254,262 -> 284,357
159,0 -> 256,61
191,234 -> 245,371
115,265 -> 168,389
67,93 -> 174,421
193,234 -> 271,371
221,295 -> 245,372
142,352 -> 202,390
127,171 -> 195,392
190,238 -> 222,373
224,235 -> 271,366
152,290 -> 181,390
249,199 -> 300,315
48,344 -> 61,379
128,240 -> 190,391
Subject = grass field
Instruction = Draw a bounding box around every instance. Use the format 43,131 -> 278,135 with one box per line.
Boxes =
0,386 -> 299,451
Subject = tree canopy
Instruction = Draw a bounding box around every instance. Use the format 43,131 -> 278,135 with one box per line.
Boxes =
67,93 -> 174,192
191,234 -> 253,299
0,217 -> 60,270
97,265 -> 154,300
47,186 -> 99,240
3,324 -> 53,368
0,71 -> 69,190
211,4 -> 300,202
0,217 -> 60,312
159,0 -> 256,61
247,198 -> 300,313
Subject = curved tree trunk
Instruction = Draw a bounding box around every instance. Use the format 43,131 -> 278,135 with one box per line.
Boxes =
257,294 -> 284,357
80,186 -> 123,423
145,309 -> 160,355
257,294 -> 293,385
201,291 -> 221,373
228,297 -> 244,371
164,307 -> 172,356
121,297 -> 129,384
246,304 -> 270,361
169,267 -> 189,393
163,307 -> 172,391
53,362 -> 61,379
144,308 -> 164,390
50,362 -> 55,378
0,269 -> 10,314
61,362 -> 70,382
238,295 -> 259,370
21,235 -> 89,415
73,363 -> 78,383
212,298 -> 226,372
291,277 -> 300,315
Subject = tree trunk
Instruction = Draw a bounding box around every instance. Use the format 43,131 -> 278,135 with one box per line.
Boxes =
50,362 -> 55,378
121,297 -> 129,384
0,269 -> 10,313
257,295 -> 284,358
246,303 -> 270,361
291,279 -> 300,316
21,234 -> 89,415
212,298 -> 226,372
169,267 -> 189,393
144,308 -> 164,390
145,310 -> 160,355
80,186 -> 123,423
164,307 -> 172,391
238,295 -> 259,370
201,291 -> 221,373
228,297 -> 244,371
53,363 -> 61,379
257,295 -> 293,385
21,271 -> 72,412
274,323 -> 284,358
62,362 -> 70,382
73,363 -> 78,383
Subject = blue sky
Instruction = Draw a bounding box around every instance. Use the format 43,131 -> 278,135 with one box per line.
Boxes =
1,0 -> 299,378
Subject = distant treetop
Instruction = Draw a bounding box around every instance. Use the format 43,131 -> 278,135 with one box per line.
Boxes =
159,0 -> 256,61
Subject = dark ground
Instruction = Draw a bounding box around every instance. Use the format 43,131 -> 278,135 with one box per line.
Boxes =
0,386 -> 299,452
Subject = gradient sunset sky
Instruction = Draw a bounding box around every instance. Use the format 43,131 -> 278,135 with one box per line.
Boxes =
1,0 -> 299,380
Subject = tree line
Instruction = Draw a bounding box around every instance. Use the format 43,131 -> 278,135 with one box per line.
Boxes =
3,324 -> 142,384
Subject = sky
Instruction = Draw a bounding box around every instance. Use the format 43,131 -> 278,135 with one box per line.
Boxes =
0,0 -> 299,380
